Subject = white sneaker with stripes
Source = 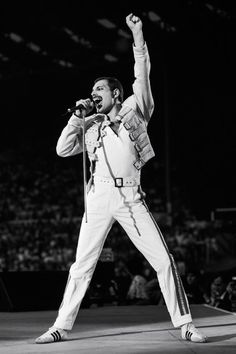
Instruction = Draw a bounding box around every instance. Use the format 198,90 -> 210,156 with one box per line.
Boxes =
35,327 -> 68,344
181,323 -> 207,343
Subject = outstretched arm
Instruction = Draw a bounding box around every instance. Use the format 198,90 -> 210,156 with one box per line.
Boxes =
125,13 -> 154,122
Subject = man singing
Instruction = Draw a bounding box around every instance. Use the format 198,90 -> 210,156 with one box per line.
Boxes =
36,13 -> 207,344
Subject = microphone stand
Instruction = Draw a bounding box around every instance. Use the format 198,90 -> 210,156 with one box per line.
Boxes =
81,110 -> 88,223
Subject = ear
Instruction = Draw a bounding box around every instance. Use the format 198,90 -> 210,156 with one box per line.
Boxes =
112,88 -> 120,99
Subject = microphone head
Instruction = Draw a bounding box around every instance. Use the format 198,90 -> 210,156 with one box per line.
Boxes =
67,98 -> 94,113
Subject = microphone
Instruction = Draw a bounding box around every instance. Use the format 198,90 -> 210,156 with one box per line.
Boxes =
67,99 -> 94,113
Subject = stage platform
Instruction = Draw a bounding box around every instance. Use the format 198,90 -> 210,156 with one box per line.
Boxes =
0,304 -> 236,353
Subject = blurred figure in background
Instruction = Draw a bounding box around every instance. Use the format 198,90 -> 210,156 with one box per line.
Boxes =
209,275 -> 236,312
209,275 -> 229,309
112,259 -> 133,305
183,271 -> 207,305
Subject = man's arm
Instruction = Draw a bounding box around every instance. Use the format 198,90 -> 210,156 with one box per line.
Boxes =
56,112 -> 105,157
125,13 -> 154,123
56,98 -> 98,157
56,115 -> 84,157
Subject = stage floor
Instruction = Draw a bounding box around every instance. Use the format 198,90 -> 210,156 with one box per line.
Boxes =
0,304 -> 236,353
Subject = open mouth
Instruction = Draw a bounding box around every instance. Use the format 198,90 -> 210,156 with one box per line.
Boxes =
93,97 -> 103,109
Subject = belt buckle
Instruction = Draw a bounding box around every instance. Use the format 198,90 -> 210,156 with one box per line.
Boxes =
114,177 -> 123,188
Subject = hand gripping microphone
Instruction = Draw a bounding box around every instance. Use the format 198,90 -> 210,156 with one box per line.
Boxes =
67,98 -> 94,113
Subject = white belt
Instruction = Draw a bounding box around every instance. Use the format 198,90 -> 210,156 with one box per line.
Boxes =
93,175 -> 140,187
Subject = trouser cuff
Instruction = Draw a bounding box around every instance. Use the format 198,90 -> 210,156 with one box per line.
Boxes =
172,314 -> 192,328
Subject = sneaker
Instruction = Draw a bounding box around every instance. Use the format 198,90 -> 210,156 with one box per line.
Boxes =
181,323 -> 207,343
35,327 -> 68,344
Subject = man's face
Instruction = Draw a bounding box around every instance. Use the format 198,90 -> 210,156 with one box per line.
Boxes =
91,79 -> 114,114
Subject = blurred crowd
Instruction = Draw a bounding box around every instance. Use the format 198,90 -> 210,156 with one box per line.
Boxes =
1,149 -> 236,312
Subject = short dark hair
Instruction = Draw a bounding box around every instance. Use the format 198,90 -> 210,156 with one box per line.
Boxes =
94,76 -> 124,103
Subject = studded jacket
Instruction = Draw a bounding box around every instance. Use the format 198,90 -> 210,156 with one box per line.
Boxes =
56,42 -> 155,171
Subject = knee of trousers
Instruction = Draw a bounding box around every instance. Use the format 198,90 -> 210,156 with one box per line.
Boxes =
155,255 -> 173,276
69,262 -> 94,280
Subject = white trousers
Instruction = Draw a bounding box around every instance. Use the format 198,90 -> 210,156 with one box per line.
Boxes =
53,182 -> 192,330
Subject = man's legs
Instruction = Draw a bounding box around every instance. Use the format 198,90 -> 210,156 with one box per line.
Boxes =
53,212 -> 114,330
115,198 -> 191,326
114,186 -> 207,341
36,184 -> 114,343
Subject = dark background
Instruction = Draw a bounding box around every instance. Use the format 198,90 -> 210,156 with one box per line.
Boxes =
1,0 -> 236,218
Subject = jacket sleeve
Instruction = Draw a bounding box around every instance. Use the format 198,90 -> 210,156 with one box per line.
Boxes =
56,113 -> 105,157
56,115 -> 84,157
132,42 -> 154,123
